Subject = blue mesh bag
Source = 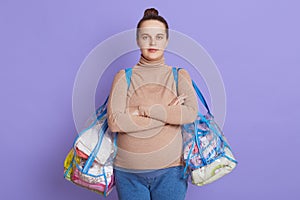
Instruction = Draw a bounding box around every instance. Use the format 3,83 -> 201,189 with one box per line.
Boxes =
172,67 -> 238,186
63,68 -> 133,196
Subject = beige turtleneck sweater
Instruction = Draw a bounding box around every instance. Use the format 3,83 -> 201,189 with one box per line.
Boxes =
107,54 -> 198,171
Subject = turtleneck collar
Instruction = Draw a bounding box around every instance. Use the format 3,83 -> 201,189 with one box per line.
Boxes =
136,54 -> 166,69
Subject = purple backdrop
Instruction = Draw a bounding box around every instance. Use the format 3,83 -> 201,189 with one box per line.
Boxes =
1,0 -> 299,199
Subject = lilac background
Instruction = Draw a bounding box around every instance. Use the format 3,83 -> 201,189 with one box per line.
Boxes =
1,0 -> 299,200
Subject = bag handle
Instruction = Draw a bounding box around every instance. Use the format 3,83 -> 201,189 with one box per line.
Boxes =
172,67 -> 211,115
125,68 -> 132,89
81,68 -> 133,173
95,68 -> 131,115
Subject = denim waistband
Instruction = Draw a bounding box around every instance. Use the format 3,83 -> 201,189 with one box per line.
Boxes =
114,166 -> 182,178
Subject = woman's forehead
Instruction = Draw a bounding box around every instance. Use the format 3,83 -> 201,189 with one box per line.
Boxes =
138,27 -> 166,35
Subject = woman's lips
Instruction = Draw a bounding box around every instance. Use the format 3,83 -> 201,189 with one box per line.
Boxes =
148,48 -> 158,53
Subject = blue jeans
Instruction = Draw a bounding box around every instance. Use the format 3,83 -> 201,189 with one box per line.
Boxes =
114,166 -> 188,200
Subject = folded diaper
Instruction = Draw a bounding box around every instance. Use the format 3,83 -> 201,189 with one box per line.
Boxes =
77,157 -> 113,181
191,147 -> 236,186
75,123 -> 115,164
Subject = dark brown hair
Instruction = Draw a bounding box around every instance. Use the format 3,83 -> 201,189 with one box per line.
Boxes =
136,8 -> 169,39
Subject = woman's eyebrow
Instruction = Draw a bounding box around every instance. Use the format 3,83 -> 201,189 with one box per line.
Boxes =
140,33 -> 165,36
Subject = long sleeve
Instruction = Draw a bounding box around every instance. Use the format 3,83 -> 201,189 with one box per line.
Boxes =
107,69 -> 166,134
140,68 -> 198,125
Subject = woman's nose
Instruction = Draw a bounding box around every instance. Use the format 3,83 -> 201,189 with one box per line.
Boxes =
150,37 -> 156,45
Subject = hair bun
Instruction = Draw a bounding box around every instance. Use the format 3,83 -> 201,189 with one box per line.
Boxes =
144,8 -> 159,17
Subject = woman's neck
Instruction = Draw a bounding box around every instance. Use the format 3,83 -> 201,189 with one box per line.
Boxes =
136,54 -> 166,69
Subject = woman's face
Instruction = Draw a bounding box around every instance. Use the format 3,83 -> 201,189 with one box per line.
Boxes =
137,20 -> 169,61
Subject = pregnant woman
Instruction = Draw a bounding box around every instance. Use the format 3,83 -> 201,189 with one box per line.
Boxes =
107,8 -> 198,200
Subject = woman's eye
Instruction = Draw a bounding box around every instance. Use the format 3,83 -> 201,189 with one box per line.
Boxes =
156,35 -> 163,40
142,36 -> 148,40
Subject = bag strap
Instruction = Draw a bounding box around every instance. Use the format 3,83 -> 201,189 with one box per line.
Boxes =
94,68 -> 132,113
172,67 -> 211,115
82,68 -> 133,173
125,68 -> 132,89
82,119 -> 108,173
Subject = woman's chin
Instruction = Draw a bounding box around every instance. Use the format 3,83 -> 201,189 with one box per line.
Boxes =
143,52 -> 163,61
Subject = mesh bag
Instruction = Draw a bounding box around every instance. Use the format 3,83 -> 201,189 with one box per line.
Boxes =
182,112 -> 237,186
63,97 -> 117,196
63,68 -> 133,196
172,67 -> 238,186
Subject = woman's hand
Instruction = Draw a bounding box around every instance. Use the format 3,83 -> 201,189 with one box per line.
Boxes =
131,109 -> 139,116
137,105 -> 149,117
168,93 -> 188,106
131,93 -> 187,117
131,106 -> 149,117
